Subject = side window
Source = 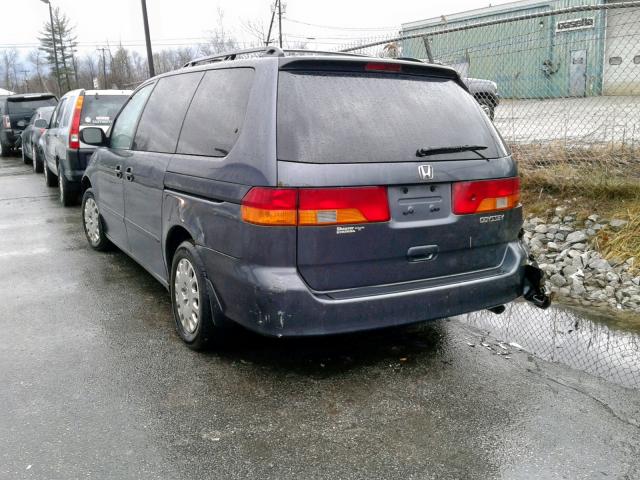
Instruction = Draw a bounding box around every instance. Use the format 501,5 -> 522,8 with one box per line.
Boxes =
110,84 -> 154,150
177,68 -> 254,157
61,98 -> 74,127
133,72 -> 203,154
52,99 -> 67,128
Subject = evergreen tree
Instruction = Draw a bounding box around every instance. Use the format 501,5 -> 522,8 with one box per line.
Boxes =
38,7 -> 77,93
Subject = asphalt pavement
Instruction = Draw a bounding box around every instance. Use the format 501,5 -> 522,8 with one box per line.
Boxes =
1,154 -> 639,480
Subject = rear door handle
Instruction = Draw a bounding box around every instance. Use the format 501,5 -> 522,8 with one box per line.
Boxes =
124,166 -> 134,182
407,245 -> 439,262
114,165 -> 122,178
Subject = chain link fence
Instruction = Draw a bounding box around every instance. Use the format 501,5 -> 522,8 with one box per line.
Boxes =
340,1 -> 640,180
340,2 -> 640,389
460,301 -> 640,389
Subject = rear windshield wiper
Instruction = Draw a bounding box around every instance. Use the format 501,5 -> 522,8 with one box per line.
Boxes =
416,145 -> 488,159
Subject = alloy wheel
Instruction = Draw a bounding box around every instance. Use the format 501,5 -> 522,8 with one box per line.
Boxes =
58,171 -> 65,204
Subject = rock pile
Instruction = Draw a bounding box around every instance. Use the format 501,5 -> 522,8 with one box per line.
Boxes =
522,206 -> 639,312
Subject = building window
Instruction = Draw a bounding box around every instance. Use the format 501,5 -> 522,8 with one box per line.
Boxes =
609,56 -> 622,66
634,55 -> 640,65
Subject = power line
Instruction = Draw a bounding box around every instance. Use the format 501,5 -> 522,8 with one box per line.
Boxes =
283,17 -> 398,31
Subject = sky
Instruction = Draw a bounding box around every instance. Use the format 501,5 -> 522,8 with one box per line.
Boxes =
2,0 -> 517,57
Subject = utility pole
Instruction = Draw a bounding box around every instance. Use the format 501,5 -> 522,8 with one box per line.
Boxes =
277,0 -> 283,48
97,47 -> 108,89
265,0 -> 278,46
40,0 -> 62,95
140,0 -> 155,78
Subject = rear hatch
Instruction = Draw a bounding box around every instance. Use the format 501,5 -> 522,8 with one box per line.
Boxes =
6,94 -> 57,131
73,92 -> 129,168
276,60 -> 519,292
79,92 -> 129,136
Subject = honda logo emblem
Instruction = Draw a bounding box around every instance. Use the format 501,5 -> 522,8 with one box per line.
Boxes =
418,165 -> 434,180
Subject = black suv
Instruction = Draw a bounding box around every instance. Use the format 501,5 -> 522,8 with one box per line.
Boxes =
0,93 -> 58,156
80,48 -> 549,349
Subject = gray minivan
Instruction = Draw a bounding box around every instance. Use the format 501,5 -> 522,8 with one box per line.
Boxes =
79,48 -> 549,349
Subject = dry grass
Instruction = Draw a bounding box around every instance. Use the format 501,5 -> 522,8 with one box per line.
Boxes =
595,205 -> 640,270
516,142 -> 640,270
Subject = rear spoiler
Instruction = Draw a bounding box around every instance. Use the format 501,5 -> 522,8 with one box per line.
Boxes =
8,93 -> 58,101
279,57 -> 467,89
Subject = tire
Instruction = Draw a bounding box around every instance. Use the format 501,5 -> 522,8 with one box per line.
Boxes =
33,148 -> 43,173
478,99 -> 495,121
0,142 -> 10,157
44,157 -> 58,187
58,163 -> 78,207
170,241 -> 226,350
81,188 -> 111,251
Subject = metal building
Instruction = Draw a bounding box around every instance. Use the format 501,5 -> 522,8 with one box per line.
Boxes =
401,0 -> 640,98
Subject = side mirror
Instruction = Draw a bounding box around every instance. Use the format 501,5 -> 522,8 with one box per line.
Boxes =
80,127 -> 107,147
34,119 -> 48,128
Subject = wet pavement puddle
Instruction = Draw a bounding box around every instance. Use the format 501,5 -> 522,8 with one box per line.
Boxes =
459,301 -> 640,389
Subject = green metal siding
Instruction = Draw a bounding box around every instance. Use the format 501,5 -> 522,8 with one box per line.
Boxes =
401,0 -> 606,98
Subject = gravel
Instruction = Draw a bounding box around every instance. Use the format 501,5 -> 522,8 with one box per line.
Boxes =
522,207 -> 639,313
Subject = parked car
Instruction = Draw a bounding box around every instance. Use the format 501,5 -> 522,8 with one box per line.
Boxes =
463,77 -> 500,120
41,89 -> 131,205
79,47 -> 549,350
0,93 -> 57,156
21,106 -> 56,172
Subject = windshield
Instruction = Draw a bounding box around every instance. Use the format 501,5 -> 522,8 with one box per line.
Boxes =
7,97 -> 57,115
277,71 -> 507,163
81,94 -> 128,126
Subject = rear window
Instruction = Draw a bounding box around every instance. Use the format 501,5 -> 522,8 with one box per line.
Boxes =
7,97 -> 57,114
81,94 -> 128,125
277,71 -> 507,163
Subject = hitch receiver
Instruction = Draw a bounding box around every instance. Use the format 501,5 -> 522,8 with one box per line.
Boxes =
523,264 -> 551,309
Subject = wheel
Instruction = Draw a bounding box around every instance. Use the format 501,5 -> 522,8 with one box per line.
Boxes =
170,241 -> 226,350
58,164 -> 78,206
81,189 -> 111,251
33,148 -> 43,173
22,145 -> 31,164
478,99 -> 495,121
44,158 -> 58,187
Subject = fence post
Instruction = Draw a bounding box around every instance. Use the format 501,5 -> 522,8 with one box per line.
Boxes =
422,36 -> 434,63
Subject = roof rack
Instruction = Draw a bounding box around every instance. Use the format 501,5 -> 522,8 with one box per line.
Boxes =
182,47 -> 366,68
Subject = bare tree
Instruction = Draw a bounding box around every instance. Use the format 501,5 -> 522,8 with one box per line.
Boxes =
241,19 -> 268,46
199,8 -> 238,56
1,49 -> 20,92
28,49 -> 47,91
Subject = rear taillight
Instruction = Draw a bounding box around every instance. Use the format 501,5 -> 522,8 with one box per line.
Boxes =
241,187 -> 390,226
241,188 -> 297,226
298,187 -> 389,225
2,115 -> 10,129
68,95 -> 84,150
452,177 -> 520,215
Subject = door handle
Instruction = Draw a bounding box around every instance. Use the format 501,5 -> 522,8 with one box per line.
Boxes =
114,165 -> 123,179
124,166 -> 134,182
407,245 -> 439,262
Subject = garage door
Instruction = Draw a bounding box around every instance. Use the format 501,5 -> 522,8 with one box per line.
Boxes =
603,6 -> 640,95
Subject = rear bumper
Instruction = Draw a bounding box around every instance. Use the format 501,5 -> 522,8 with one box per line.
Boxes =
61,148 -> 95,182
197,241 -> 528,337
